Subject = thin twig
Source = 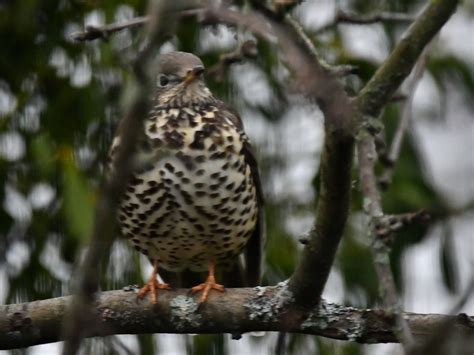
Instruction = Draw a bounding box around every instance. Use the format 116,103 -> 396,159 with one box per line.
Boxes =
286,15 -> 359,76
69,9 -> 359,78
358,137 -> 415,350
356,0 -> 458,118
316,9 -> 415,33
375,210 -> 430,241
206,40 -> 258,81
354,4 -> 460,346
71,16 -> 149,42
379,45 -> 432,189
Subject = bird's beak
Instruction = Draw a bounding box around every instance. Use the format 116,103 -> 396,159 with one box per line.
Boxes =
184,66 -> 205,85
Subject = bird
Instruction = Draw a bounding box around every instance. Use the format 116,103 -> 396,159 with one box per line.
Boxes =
109,51 -> 264,304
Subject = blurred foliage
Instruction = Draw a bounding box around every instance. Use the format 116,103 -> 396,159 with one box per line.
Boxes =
0,0 -> 473,354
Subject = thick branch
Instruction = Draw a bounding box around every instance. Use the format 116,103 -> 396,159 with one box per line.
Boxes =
1,288 -> 472,350
241,9 -> 355,310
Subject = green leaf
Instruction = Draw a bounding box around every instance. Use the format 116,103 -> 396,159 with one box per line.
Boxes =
62,150 -> 94,243
31,133 -> 56,176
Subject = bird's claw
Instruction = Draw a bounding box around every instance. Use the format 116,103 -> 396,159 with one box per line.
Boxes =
138,279 -> 171,304
190,277 -> 225,303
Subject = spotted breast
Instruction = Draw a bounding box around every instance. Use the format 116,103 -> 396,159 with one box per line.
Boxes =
110,51 -> 263,304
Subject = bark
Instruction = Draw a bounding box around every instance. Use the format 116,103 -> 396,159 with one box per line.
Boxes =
1,287 -> 472,350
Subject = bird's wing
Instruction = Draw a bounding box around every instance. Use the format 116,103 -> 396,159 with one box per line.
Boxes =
215,100 -> 265,287
241,140 -> 265,286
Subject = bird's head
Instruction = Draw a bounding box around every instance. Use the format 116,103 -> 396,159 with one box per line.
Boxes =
155,51 -> 214,106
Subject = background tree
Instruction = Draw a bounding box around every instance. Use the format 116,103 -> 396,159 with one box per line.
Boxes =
0,0 -> 473,354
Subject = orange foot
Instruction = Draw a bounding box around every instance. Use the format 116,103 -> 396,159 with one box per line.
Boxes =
138,261 -> 171,304
190,261 -> 225,303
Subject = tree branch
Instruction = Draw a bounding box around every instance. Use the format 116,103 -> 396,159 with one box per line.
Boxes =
285,15 -> 359,77
71,16 -> 149,42
61,3 -> 182,354
206,40 -> 259,81
316,9 -> 415,33
1,288 -> 472,350
379,46 -> 431,189
354,0 -> 459,350
358,137 -> 423,350
356,0 -> 459,312
69,1 -> 203,42
375,210 -> 430,241
356,0 -> 458,118
244,9 -> 355,310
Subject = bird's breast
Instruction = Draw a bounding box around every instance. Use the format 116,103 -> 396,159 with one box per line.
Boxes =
118,107 -> 258,272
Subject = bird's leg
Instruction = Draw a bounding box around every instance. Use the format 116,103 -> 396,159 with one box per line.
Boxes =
138,260 -> 171,304
190,261 -> 225,303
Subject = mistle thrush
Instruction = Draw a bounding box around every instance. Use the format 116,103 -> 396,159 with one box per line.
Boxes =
110,51 -> 264,303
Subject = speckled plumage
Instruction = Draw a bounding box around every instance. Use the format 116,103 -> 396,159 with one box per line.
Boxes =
111,52 -> 263,292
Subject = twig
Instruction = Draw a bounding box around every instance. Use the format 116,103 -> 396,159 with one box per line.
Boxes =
374,210 -> 430,244
1,288 -> 472,350
71,16 -> 149,42
286,15 -> 359,77
354,1 -> 459,351
206,40 -> 258,81
61,3 -> 181,354
358,136 -> 415,349
337,10 -> 415,24
70,1 -> 204,42
379,46 -> 432,189
69,9 -> 358,78
356,0 -> 458,118
375,210 -> 430,241
316,9 -> 415,33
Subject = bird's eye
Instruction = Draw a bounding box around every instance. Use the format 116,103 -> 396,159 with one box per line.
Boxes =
159,75 -> 169,87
